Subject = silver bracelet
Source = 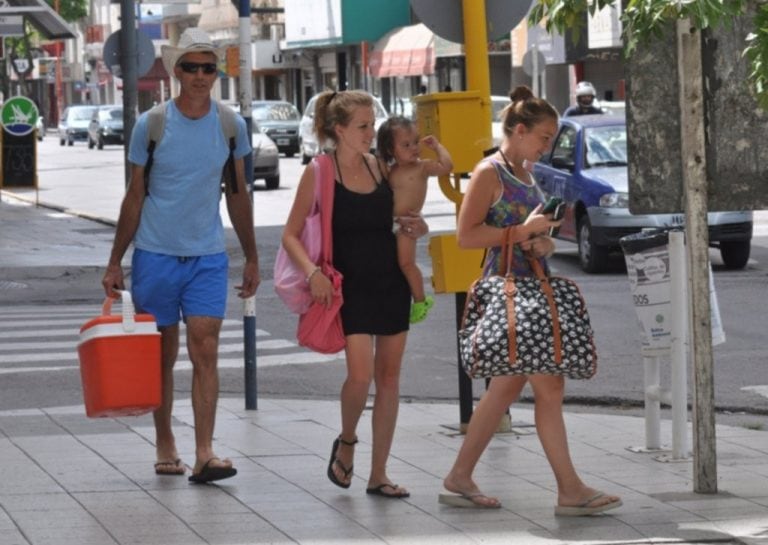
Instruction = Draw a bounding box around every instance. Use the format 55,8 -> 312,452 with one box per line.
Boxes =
306,266 -> 321,283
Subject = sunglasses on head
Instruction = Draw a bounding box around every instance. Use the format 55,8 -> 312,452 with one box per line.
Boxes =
178,61 -> 217,75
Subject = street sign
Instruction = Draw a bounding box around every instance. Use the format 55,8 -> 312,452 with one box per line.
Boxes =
0,15 -> 24,37
410,0 -> 533,42
522,48 -> 546,76
1,96 -> 39,137
0,97 -> 38,189
103,29 -> 155,78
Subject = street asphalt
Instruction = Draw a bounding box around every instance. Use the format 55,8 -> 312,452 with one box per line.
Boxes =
1,190 -> 767,544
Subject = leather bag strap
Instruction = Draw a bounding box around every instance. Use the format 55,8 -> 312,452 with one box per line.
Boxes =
500,227 -> 563,366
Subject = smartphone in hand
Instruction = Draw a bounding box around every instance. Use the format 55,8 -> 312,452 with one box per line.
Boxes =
541,197 -> 565,236
541,196 -> 563,214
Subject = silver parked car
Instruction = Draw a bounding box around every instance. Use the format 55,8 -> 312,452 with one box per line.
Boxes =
87,105 -> 124,149
251,100 -> 301,158
299,92 -> 389,164
58,105 -> 98,146
225,102 -> 280,190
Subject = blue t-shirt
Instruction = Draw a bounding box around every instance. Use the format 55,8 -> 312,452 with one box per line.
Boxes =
128,100 -> 251,256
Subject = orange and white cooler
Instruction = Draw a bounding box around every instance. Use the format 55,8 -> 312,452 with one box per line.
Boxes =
77,290 -> 161,418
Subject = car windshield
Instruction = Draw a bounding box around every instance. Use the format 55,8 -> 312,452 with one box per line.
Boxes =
373,99 -> 388,119
253,103 -> 300,122
106,109 -> 122,120
584,124 -> 627,167
72,108 -> 96,120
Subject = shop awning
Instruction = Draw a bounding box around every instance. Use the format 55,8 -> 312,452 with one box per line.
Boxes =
369,23 -> 434,78
2,0 -> 75,40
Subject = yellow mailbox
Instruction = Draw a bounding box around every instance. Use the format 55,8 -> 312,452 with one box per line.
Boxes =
412,91 -> 491,174
412,91 -> 491,294
429,233 -> 485,294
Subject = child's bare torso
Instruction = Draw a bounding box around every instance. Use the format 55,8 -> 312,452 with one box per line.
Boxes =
389,162 -> 428,217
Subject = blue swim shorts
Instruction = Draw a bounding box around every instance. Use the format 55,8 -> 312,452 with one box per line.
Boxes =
131,249 -> 229,327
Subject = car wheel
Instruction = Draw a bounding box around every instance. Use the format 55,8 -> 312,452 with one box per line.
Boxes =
265,176 -> 280,190
59,138 -> 65,146
67,138 -> 73,146
577,214 -> 609,273
97,136 -> 104,150
719,240 -> 750,270
88,137 -> 94,149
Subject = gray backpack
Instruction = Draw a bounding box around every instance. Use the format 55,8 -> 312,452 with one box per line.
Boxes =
143,99 -> 239,194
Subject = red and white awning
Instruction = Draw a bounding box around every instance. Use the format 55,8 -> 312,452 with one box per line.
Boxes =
369,23 -> 435,78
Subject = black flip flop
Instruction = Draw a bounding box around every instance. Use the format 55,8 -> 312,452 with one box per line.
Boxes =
188,458 -> 237,484
366,483 -> 410,499
327,435 -> 357,489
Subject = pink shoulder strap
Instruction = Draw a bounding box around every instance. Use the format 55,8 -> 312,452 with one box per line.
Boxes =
312,154 -> 335,263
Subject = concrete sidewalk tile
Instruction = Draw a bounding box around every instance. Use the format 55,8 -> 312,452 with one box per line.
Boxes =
187,517 -> 290,540
634,520 -> 750,543
9,509 -> 100,530
277,521 -> 379,543
0,531 -> 29,545
20,525 -> 118,545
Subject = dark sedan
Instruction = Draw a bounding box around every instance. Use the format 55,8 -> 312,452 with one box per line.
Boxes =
87,105 -> 124,149
251,100 -> 300,157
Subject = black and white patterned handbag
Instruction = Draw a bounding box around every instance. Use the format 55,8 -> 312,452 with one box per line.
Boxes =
458,229 -> 597,380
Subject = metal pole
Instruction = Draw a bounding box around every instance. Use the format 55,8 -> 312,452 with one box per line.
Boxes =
238,0 -> 257,410
461,0 -> 491,132
455,292 -> 473,433
669,230 -> 690,459
119,0 -> 137,188
676,19 -> 716,492
642,356 -> 661,450
238,0 -> 258,411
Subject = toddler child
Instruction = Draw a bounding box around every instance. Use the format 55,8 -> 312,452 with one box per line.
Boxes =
377,116 -> 453,323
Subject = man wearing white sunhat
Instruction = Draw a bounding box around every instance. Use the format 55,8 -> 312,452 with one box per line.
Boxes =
102,27 -> 260,484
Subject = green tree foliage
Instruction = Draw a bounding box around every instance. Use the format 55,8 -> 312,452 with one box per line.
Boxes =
49,0 -> 88,22
5,0 -> 86,94
529,0 -> 768,107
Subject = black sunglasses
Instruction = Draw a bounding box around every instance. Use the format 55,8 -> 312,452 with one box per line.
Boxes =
178,61 -> 217,75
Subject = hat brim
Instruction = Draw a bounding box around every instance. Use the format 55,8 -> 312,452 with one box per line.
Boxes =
161,44 -> 224,76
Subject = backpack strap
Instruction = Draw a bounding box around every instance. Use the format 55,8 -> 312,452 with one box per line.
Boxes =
143,101 -> 169,195
214,99 -> 239,194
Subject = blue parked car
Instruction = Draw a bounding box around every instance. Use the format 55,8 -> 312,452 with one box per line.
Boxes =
533,114 -> 753,272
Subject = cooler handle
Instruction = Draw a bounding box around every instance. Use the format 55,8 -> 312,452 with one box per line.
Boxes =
101,290 -> 136,333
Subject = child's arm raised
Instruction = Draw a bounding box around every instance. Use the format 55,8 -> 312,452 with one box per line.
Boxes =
420,135 -> 453,177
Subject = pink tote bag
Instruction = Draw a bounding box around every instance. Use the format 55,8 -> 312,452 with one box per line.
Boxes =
296,154 -> 346,354
273,160 -> 323,314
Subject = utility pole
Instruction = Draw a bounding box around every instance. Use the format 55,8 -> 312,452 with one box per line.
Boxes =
119,0 -> 137,187
237,0 -> 257,410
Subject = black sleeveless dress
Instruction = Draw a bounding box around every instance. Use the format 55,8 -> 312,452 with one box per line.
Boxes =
331,162 -> 410,335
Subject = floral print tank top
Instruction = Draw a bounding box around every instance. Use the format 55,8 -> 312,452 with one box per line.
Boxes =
482,159 -> 548,278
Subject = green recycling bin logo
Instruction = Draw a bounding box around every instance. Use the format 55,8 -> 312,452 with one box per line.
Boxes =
1,96 -> 40,137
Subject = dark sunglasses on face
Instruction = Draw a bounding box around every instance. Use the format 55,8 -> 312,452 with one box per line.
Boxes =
178,61 -> 217,75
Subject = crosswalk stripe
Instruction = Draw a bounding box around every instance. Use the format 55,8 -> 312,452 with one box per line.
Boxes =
0,352 -> 341,374
0,305 -> 329,373
0,321 -> 270,339
0,338 -> 296,353
0,317 -> 248,329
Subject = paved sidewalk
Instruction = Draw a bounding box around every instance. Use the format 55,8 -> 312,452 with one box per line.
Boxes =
1,397 -> 767,545
2,192 -> 768,545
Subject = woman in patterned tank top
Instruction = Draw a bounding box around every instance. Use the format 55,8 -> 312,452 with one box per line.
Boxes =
439,86 -> 622,516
